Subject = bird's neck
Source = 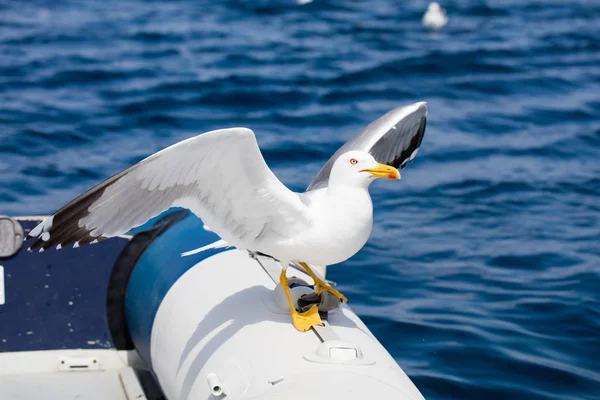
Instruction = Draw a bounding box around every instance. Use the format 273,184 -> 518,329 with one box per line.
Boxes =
325,183 -> 373,208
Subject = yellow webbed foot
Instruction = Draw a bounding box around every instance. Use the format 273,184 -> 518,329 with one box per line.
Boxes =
315,283 -> 348,303
298,261 -> 349,303
291,304 -> 323,332
280,268 -> 323,332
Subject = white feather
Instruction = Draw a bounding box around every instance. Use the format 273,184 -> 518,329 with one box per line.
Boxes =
69,128 -> 311,250
181,239 -> 231,257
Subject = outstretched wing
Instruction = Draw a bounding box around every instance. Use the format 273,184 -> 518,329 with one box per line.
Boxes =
27,128 -> 310,251
307,102 -> 427,191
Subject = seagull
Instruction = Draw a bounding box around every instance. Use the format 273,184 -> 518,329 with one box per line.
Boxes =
26,102 -> 427,331
422,2 -> 448,31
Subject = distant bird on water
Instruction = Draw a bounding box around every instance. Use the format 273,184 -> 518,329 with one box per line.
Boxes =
26,103 -> 427,332
422,2 -> 448,31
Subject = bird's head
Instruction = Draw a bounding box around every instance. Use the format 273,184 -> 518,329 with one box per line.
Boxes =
329,150 -> 400,189
429,2 -> 441,11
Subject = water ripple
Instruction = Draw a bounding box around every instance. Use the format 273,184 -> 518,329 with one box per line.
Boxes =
1,0 -> 600,398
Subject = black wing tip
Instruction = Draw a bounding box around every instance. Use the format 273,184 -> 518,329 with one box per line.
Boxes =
23,170 -> 122,253
24,212 -> 107,253
399,115 -> 427,169
26,232 -> 108,252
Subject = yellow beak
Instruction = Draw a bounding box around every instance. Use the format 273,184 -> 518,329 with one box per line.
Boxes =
361,163 -> 400,180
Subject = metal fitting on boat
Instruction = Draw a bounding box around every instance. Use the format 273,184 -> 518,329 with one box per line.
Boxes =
206,373 -> 224,397
0,216 -> 23,258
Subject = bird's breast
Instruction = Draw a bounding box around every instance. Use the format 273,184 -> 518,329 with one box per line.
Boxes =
293,189 -> 374,265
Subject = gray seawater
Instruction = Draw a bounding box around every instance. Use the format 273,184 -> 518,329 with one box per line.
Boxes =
1,0 -> 599,398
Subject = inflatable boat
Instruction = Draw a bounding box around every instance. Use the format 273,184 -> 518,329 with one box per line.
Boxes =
0,213 -> 424,399
0,102 -> 428,399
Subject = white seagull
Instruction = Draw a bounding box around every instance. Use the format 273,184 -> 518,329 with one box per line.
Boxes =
27,102 -> 427,331
422,2 -> 448,31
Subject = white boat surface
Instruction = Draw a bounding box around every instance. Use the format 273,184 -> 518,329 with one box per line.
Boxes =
0,213 -> 425,399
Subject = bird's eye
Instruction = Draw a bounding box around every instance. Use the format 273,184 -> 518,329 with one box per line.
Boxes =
350,158 -> 358,165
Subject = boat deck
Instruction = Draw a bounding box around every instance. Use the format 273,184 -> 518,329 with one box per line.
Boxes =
0,349 -> 155,400
0,218 -> 161,399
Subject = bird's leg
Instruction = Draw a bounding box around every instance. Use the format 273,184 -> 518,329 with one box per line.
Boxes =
279,269 -> 323,332
298,261 -> 348,303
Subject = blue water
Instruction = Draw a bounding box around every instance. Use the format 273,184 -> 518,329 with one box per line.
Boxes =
1,0 -> 599,398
